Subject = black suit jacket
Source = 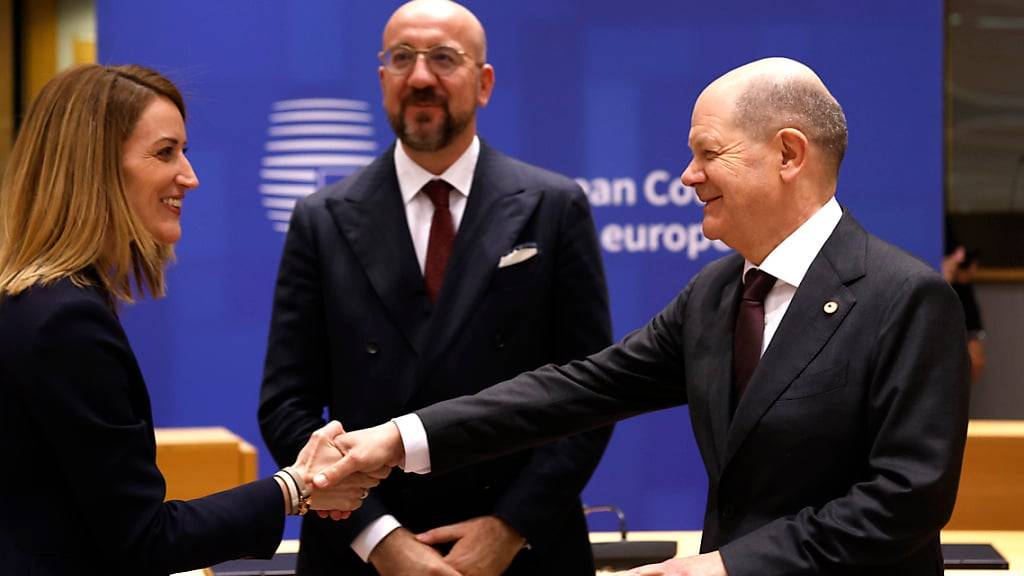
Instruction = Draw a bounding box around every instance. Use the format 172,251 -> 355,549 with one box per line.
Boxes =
417,213 -> 970,576
259,141 -> 612,574
0,279 -> 284,576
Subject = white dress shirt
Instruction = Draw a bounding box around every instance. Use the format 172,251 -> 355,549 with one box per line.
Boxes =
744,196 -> 843,356
350,136 -> 481,562
396,136 -> 479,273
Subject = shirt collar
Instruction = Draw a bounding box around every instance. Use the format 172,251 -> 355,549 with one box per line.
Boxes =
743,196 -> 843,288
395,135 -> 480,205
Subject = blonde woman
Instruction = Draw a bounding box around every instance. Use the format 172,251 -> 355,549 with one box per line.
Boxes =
0,64 -> 384,575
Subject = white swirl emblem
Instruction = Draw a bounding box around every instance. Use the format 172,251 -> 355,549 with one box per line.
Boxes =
259,98 -> 379,232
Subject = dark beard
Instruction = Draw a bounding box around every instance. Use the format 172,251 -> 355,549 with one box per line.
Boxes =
389,88 -> 471,152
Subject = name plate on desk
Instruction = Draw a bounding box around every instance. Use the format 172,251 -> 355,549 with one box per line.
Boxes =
944,544 -> 1010,570
592,540 -> 677,571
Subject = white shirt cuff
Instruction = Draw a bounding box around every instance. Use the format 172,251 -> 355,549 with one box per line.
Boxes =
391,414 -> 431,474
350,515 -> 402,563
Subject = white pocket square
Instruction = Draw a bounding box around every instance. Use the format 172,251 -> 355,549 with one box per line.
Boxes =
498,244 -> 539,268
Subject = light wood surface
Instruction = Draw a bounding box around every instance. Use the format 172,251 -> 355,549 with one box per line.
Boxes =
975,268 -> 1024,284
947,420 -> 1024,530
172,531 -> 1024,575
154,426 -> 258,501
590,531 -> 1024,574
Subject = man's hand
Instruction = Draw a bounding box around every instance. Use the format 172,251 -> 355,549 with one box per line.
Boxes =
370,527 -> 461,576
615,552 -> 727,576
289,421 -> 391,520
416,515 -> 526,576
942,246 -> 965,283
312,422 -> 405,489
309,466 -> 391,520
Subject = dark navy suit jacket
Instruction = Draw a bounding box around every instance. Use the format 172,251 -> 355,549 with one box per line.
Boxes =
417,213 -> 970,576
0,279 -> 284,576
259,141 -> 612,574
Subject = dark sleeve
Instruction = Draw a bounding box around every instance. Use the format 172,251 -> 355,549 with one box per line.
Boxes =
719,273 -> 970,575
259,199 -> 332,467
951,282 -> 983,334
26,298 -> 284,575
490,186 -> 615,546
417,276 -> 695,475
257,200 -> 383,544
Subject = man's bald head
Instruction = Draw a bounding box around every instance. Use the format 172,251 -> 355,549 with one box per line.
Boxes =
384,0 -> 487,62
711,58 -> 848,176
683,58 -> 847,261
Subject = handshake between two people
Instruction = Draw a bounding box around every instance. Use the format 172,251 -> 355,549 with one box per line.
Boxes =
288,420 -> 404,519
289,422 -> 731,576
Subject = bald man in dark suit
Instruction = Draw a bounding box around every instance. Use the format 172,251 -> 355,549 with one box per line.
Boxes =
318,57 -> 970,576
258,1 -> 612,574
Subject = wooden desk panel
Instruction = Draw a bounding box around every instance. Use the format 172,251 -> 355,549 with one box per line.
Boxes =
589,531 -> 1024,574
172,532 -> 1024,576
154,427 -> 258,501
948,420 -> 1024,530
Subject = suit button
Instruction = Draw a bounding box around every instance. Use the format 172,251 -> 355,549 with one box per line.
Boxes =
722,505 -> 735,519
365,342 -> 380,355
494,332 -> 504,350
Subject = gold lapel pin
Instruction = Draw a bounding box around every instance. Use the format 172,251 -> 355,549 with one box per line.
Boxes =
823,301 -> 839,314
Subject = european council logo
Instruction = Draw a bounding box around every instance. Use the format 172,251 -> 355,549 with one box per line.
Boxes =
259,98 -> 380,233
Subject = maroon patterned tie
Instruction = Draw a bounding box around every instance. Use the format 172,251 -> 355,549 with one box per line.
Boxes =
734,268 -> 777,399
423,179 -> 454,304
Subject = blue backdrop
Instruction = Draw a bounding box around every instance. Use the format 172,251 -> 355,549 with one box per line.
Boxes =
98,1 -> 943,536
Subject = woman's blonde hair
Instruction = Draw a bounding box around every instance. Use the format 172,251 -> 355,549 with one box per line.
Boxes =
0,64 -> 186,303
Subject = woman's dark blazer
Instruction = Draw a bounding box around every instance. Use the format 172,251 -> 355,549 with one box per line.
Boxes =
0,278 -> 284,576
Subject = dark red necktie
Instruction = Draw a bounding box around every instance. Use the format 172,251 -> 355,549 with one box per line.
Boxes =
423,179 -> 454,304
734,268 -> 777,399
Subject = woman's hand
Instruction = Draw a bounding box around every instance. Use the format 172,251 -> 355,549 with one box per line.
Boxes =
291,421 -> 345,481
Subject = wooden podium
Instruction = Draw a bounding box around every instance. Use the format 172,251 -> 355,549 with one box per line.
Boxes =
947,420 -> 1024,530
154,427 -> 258,501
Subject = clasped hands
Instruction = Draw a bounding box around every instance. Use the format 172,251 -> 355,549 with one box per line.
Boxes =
288,420 -> 395,519
290,423 -> 726,575
293,422 -> 526,574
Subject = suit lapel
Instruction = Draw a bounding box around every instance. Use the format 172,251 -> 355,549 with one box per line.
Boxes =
421,143 -> 541,366
326,148 -> 433,355
722,213 -> 867,469
703,259 -> 743,476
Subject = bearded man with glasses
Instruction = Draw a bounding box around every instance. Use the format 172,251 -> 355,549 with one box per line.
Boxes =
259,1 -> 613,574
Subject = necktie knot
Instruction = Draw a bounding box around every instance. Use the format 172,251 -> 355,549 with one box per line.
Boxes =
742,268 -> 776,303
423,179 -> 451,210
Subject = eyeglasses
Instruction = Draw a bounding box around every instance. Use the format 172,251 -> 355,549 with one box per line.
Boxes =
378,44 -> 483,76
